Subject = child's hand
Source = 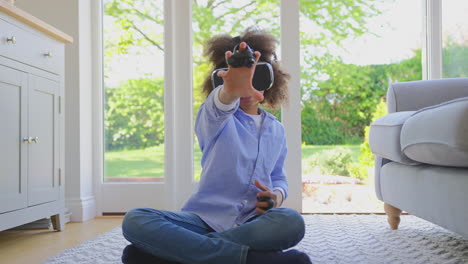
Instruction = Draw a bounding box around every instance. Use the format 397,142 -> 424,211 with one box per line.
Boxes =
217,42 -> 264,104
254,180 -> 278,214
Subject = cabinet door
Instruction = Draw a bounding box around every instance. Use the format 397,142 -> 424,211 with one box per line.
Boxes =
27,74 -> 59,206
0,65 -> 28,214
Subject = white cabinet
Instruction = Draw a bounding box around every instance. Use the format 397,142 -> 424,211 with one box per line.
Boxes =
0,65 -> 28,214
0,66 -> 60,211
0,5 -> 71,231
27,75 -> 60,207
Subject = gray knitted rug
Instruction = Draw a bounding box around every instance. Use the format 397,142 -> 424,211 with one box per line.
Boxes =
44,215 -> 468,264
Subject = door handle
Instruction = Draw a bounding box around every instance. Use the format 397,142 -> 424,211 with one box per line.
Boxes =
6,36 -> 16,44
22,137 -> 32,143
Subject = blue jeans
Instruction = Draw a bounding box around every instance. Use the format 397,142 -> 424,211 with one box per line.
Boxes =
122,208 -> 305,264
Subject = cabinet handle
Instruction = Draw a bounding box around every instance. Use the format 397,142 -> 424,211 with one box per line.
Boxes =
32,137 -> 39,143
6,36 -> 16,44
44,51 -> 53,58
22,137 -> 32,143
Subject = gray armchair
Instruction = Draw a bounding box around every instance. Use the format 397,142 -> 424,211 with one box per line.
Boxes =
369,78 -> 468,239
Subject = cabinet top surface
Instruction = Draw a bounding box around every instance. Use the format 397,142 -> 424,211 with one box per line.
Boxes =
0,1 -> 73,43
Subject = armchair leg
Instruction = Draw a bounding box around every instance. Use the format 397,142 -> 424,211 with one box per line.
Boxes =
384,203 -> 402,230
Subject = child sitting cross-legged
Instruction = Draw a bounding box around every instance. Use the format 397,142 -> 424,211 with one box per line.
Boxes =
121,27 -> 311,264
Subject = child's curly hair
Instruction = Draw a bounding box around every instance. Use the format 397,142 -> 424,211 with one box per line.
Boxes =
202,28 -> 290,110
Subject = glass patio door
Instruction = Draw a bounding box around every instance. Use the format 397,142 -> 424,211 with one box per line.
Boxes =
97,0 -> 304,213
299,0 -> 424,213
99,0 -> 170,212
95,0 -> 313,213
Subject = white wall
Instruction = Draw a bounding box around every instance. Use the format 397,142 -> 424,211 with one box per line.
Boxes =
16,0 -> 96,221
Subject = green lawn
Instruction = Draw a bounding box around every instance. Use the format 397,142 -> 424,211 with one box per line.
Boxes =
301,144 -> 360,162
105,144 -> 361,179
105,145 -> 166,178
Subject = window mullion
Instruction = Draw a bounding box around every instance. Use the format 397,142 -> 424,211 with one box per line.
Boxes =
164,0 -> 194,211
280,0 -> 302,212
425,0 -> 442,79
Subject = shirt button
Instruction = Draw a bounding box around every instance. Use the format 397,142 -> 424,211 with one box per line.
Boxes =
249,121 -> 253,124
243,200 -> 248,203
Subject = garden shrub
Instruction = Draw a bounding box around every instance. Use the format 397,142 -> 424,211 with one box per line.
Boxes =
349,99 -> 387,181
309,147 -> 353,176
105,77 -> 164,150
301,103 -> 361,145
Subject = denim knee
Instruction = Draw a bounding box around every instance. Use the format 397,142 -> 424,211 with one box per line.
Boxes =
270,208 -> 305,246
122,208 -> 141,240
122,208 -> 160,242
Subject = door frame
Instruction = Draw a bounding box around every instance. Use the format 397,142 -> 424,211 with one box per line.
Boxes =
91,0 -> 198,213
423,0 -> 442,80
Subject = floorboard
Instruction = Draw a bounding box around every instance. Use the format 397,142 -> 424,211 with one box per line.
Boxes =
0,216 -> 123,264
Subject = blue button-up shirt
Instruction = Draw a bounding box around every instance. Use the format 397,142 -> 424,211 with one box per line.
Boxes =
181,86 -> 288,232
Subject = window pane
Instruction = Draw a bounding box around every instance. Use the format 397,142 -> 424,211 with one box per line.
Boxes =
300,0 -> 422,213
442,0 -> 468,78
103,0 -> 165,182
192,0 -> 280,181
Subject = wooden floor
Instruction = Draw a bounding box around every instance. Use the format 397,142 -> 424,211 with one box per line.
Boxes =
0,216 -> 123,264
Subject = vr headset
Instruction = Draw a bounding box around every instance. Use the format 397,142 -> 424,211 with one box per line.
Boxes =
211,62 -> 274,91
211,42 -> 274,91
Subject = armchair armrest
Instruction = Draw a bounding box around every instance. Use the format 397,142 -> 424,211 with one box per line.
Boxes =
387,78 -> 468,113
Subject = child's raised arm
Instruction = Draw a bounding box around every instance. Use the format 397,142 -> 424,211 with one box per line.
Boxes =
195,42 -> 265,151
217,42 -> 264,104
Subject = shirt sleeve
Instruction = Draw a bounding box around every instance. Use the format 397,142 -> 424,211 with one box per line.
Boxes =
272,187 -> 285,207
195,85 -> 240,152
270,135 -> 288,200
213,86 -> 238,112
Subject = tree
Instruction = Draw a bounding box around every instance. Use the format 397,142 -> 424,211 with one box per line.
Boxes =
443,40 -> 468,78
104,0 -> 379,56
104,0 -> 380,97
105,78 -> 164,150
103,0 -> 382,147
301,49 -> 422,144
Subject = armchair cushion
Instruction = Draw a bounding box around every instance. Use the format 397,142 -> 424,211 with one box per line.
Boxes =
369,111 -> 420,165
401,97 -> 468,167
